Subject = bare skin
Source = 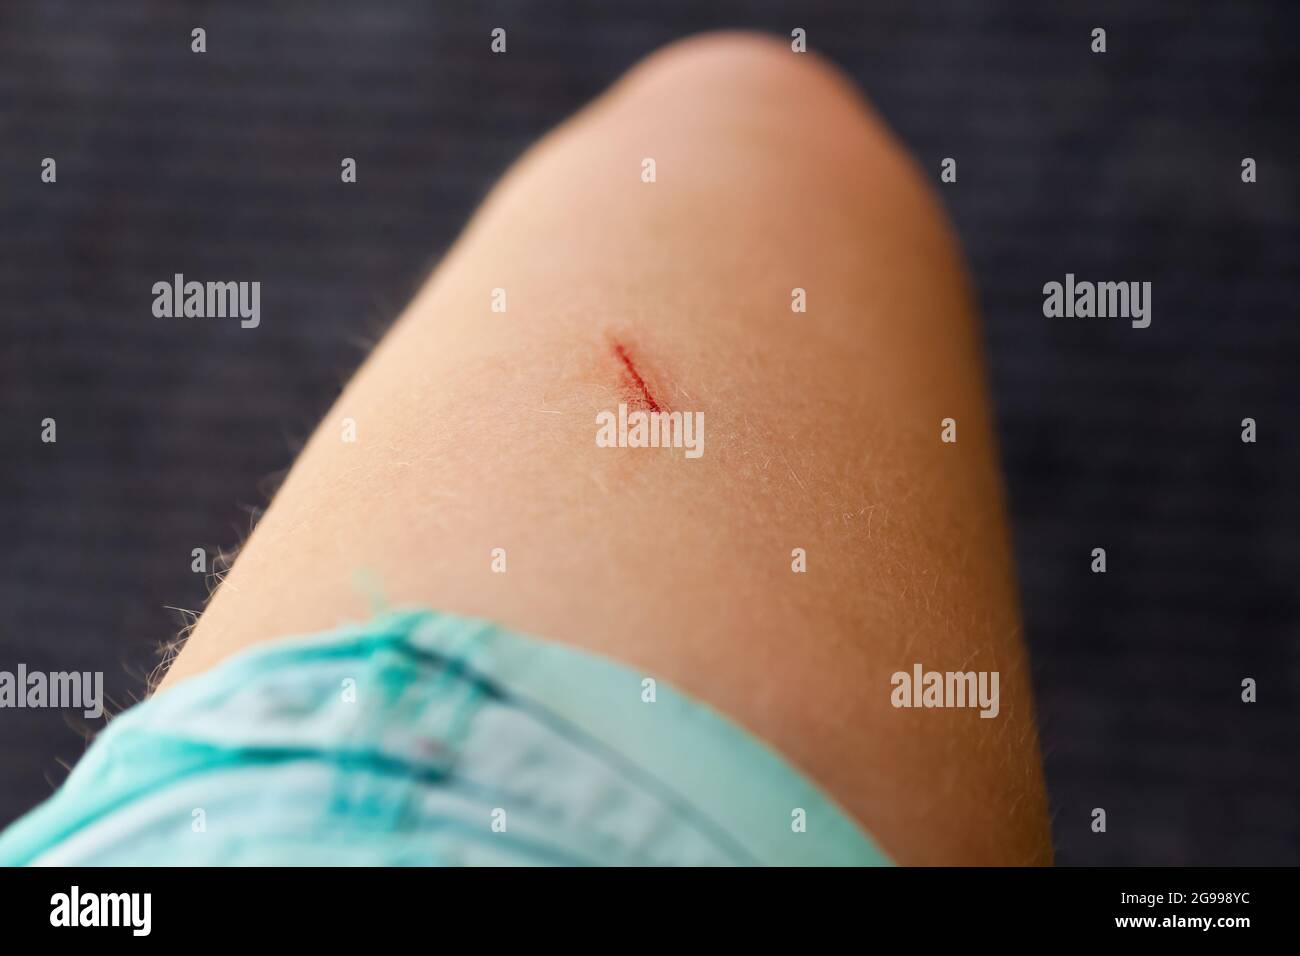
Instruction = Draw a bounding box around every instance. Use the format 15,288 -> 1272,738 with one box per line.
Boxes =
158,33 -> 1052,866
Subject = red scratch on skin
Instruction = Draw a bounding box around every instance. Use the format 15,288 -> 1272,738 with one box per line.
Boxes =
612,341 -> 664,412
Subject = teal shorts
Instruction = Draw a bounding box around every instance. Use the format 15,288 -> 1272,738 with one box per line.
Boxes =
0,609 -> 891,866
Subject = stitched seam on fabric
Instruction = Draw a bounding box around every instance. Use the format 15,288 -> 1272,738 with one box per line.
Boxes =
390,636 -> 764,865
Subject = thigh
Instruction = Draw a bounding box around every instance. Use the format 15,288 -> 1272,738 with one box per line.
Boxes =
160,33 -> 1051,865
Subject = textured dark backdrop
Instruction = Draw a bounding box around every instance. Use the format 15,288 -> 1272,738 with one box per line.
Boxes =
1,1 -> 1296,864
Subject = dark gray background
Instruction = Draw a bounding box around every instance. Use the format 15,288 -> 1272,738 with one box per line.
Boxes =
1,1 -> 1296,864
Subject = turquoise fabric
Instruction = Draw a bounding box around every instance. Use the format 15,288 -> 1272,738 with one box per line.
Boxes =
0,609 -> 892,866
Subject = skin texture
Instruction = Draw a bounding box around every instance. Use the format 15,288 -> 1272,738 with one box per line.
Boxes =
158,33 -> 1052,866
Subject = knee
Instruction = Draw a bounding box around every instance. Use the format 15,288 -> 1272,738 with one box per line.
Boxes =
597,32 -> 895,158
613,31 -> 860,105
573,32 -> 939,231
